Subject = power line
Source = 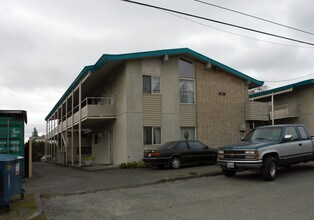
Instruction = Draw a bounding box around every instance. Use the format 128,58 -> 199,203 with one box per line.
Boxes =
121,0 -> 314,46
264,73 -> 314,82
195,0 -> 314,36
165,11 -> 313,49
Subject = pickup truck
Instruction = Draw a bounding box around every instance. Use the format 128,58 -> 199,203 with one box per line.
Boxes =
218,124 -> 314,181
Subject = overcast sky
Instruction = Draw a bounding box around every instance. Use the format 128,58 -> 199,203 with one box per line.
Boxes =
1,0 -> 314,139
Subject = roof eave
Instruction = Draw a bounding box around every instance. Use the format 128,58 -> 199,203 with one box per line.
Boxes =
45,48 -> 263,120
250,79 -> 314,98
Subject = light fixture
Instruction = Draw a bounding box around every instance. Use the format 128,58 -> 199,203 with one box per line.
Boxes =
162,53 -> 169,62
205,62 -> 212,69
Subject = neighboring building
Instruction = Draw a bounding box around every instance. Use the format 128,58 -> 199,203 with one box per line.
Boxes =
45,48 -> 263,166
249,79 -> 314,135
31,136 -> 45,143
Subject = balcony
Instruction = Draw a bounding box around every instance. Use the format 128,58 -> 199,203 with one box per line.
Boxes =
245,101 -> 269,121
48,97 -> 115,137
270,104 -> 299,120
80,97 -> 116,119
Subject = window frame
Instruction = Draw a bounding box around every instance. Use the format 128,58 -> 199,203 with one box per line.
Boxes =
178,58 -> 195,104
297,126 -> 309,140
180,127 -> 196,140
143,75 -> 160,94
143,127 -> 161,145
179,59 -> 195,78
283,127 -> 299,141
179,79 -> 195,104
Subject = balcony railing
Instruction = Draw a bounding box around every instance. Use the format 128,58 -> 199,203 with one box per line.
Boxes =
270,104 -> 299,120
245,101 -> 269,121
80,97 -> 116,119
47,97 -> 115,137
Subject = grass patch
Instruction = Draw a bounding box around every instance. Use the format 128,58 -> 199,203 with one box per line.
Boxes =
0,193 -> 46,220
119,161 -> 150,169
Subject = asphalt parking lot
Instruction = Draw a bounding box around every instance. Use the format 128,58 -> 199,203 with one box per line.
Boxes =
23,162 -> 220,218
24,162 -> 221,196
38,162 -> 314,220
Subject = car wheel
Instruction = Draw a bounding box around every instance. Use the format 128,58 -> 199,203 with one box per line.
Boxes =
262,157 -> 277,181
223,170 -> 236,177
170,156 -> 182,169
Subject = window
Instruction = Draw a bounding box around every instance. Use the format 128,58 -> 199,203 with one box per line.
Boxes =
179,59 -> 194,78
143,127 -> 161,145
176,142 -> 189,150
297,126 -> 308,140
94,134 -> 101,144
180,127 -> 195,140
246,127 -> 282,141
284,127 -> 299,141
189,141 -> 206,150
143,75 -> 160,94
180,80 -> 194,103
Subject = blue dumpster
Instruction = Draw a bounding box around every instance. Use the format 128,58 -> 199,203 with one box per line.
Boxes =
0,154 -> 25,211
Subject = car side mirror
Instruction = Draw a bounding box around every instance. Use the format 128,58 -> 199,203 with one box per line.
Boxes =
284,134 -> 293,142
204,146 -> 209,150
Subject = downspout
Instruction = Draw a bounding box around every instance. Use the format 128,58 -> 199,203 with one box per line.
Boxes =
45,120 -> 48,157
271,92 -> 275,125
71,92 -> 74,166
79,81 -> 82,167
65,98 -> 68,165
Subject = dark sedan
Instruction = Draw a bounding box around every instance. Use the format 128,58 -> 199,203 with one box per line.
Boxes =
143,140 -> 218,169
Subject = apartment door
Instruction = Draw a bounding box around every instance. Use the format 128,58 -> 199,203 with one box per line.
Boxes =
102,130 -> 113,164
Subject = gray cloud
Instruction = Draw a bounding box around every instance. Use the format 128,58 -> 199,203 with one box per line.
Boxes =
1,0 -> 314,137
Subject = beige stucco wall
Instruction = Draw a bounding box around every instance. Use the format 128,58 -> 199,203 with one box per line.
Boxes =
110,64 -> 128,164
125,60 -> 144,162
161,57 -> 180,142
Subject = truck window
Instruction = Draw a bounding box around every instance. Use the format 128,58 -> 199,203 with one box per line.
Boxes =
284,127 -> 299,141
297,126 -> 308,140
243,127 -> 282,141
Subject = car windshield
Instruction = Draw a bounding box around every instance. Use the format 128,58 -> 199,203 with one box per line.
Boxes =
243,127 -> 283,141
157,141 -> 176,149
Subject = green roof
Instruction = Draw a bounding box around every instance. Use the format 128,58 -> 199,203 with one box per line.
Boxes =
45,48 -> 263,120
250,79 -> 314,98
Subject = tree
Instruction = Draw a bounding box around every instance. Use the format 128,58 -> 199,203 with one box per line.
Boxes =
32,127 -> 39,138
249,85 -> 269,95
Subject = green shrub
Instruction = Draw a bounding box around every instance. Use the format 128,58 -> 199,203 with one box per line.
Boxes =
119,161 -> 150,169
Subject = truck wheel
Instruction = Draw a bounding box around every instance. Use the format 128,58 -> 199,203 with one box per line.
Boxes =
223,170 -> 236,177
262,157 -> 277,181
170,156 -> 181,169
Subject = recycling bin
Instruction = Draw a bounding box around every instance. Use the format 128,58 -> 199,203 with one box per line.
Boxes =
0,154 -> 25,211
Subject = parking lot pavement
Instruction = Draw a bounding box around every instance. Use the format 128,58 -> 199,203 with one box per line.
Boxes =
44,162 -> 314,220
24,162 -> 221,196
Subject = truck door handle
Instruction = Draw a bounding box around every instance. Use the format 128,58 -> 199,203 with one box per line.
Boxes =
299,143 -> 302,146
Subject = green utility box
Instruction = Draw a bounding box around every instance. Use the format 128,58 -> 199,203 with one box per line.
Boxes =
0,110 -> 27,162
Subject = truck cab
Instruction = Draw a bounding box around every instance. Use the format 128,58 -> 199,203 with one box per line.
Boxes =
218,124 -> 314,181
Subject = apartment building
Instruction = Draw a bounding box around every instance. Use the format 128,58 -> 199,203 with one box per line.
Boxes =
45,48 -> 263,166
249,79 -> 314,135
